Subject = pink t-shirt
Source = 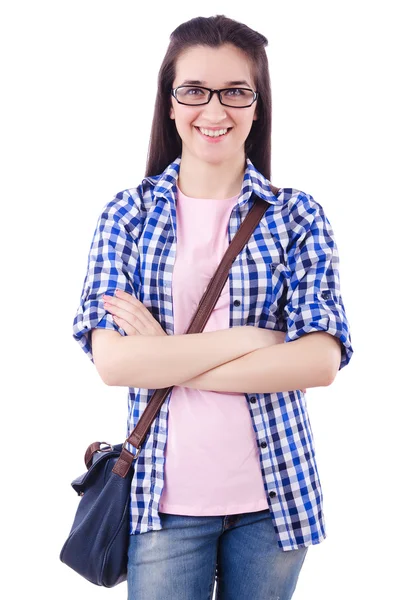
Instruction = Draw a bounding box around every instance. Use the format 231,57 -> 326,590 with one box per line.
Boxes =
158,184 -> 269,516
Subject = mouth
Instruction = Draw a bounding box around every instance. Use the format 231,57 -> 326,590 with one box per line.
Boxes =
194,126 -> 233,141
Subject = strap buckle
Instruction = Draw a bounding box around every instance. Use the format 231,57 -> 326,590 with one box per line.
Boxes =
122,439 -> 141,460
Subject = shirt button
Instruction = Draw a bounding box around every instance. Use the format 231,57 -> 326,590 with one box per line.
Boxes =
249,396 -> 257,404
321,291 -> 331,300
269,491 -> 277,498
260,441 -> 267,448
233,300 -> 240,307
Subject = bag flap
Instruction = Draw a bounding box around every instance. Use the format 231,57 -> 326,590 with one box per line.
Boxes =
71,443 -> 123,495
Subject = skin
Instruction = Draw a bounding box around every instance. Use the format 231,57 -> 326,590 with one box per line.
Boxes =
169,43 -> 259,200
101,290 -> 307,393
92,43 -> 341,391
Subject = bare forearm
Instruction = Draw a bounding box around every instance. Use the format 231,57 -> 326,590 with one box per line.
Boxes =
106,326 -> 266,388
179,332 -> 342,393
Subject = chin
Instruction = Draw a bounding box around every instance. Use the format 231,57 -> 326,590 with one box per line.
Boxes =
192,150 -> 231,165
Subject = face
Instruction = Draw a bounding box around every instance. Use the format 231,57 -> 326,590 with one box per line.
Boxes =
169,44 -> 258,165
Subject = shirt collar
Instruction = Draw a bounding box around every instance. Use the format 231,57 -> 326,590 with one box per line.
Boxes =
143,155 -> 282,208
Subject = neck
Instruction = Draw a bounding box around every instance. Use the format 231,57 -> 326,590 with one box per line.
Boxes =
177,150 -> 246,199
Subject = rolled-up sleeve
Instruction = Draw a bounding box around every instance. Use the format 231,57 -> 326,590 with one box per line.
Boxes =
283,197 -> 353,370
72,193 -> 140,363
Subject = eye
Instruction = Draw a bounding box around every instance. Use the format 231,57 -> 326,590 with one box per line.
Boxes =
225,88 -> 247,96
185,87 -> 205,96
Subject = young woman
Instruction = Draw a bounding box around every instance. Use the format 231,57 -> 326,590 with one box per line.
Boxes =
73,14 -> 353,600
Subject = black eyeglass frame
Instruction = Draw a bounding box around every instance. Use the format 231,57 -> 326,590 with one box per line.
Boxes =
171,85 -> 259,108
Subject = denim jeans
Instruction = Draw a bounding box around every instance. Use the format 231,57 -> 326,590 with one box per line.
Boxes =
127,509 -> 309,600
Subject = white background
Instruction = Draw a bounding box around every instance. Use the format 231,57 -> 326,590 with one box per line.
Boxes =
1,1 -> 395,598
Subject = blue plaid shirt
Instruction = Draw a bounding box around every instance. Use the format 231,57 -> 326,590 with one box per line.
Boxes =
73,154 -> 353,551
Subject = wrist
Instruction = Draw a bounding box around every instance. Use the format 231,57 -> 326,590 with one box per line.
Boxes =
232,325 -> 267,354
242,326 -> 286,351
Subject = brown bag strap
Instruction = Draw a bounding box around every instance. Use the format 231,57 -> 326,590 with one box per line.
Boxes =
112,193 -> 272,477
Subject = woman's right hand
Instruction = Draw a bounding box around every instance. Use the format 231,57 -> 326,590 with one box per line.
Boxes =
102,289 -> 168,337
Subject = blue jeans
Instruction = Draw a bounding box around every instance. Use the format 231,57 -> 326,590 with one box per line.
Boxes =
127,509 -> 309,599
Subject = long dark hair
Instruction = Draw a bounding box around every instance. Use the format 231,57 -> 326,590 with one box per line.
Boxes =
144,15 -> 274,182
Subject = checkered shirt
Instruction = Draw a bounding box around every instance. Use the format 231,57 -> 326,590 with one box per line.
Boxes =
73,154 -> 353,550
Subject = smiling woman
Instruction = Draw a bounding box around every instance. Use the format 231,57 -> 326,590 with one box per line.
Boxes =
168,43 -> 260,197
70,13 -> 354,600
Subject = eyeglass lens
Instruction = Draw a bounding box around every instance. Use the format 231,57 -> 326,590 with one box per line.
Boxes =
175,86 -> 255,107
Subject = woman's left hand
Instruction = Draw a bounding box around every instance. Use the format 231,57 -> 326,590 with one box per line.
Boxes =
102,289 -> 167,337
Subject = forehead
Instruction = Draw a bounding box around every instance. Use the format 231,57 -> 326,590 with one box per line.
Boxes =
174,44 -> 255,87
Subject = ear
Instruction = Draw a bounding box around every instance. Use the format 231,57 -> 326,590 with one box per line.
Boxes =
170,106 -> 175,120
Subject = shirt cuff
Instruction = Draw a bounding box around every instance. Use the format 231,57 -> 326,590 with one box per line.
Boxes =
73,301 -> 125,363
284,301 -> 353,370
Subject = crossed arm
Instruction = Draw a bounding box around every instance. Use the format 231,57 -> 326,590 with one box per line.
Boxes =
92,325 -> 341,393
178,331 -> 341,393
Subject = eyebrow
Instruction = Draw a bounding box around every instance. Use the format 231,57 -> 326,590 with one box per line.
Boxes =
180,79 -> 251,87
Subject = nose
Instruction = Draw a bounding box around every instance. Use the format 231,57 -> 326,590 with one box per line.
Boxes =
201,92 -> 228,118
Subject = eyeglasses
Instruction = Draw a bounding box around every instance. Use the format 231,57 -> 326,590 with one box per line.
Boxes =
171,85 -> 259,108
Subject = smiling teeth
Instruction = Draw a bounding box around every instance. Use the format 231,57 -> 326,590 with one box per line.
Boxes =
199,127 -> 228,137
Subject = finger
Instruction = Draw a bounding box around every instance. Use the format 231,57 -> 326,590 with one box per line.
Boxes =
114,289 -> 139,303
104,302 -> 147,333
114,290 -> 156,325
107,291 -> 165,335
102,295 -> 141,322
112,296 -> 162,334
106,293 -> 152,326
103,294 -> 136,314
114,289 -> 144,309
112,315 -> 138,336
